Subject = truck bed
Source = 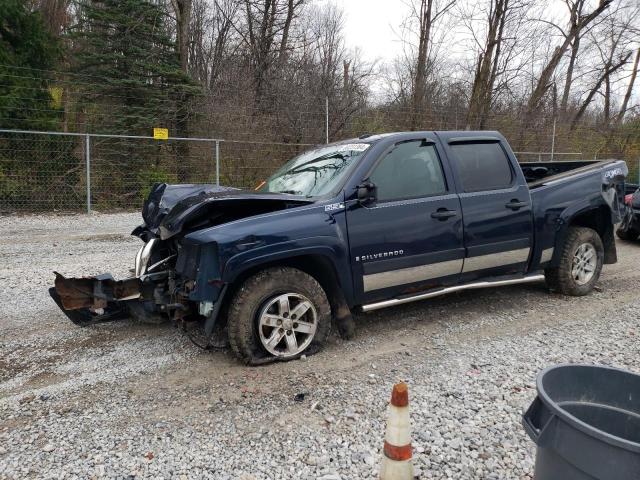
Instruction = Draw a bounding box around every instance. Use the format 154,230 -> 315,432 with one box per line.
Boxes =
521,160 -> 621,188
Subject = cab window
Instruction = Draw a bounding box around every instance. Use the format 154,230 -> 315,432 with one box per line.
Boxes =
369,140 -> 447,202
449,142 -> 513,192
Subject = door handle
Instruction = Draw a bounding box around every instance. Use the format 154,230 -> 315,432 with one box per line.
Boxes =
505,200 -> 528,210
431,209 -> 457,220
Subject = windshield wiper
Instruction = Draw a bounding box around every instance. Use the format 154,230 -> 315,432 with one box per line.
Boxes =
277,190 -> 302,195
287,152 -> 348,174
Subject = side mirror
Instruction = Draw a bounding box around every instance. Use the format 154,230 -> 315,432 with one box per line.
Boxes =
357,180 -> 377,206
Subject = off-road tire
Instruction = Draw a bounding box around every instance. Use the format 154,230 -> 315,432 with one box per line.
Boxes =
227,267 -> 331,364
616,226 -> 639,241
544,226 -> 603,296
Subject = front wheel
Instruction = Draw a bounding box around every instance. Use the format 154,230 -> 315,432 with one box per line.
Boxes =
227,267 -> 331,364
544,226 -> 603,296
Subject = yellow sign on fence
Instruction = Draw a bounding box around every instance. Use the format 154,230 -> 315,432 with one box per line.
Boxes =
153,128 -> 169,140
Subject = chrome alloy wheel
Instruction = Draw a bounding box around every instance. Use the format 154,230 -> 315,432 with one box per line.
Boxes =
257,293 -> 318,357
572,243 -> 597,285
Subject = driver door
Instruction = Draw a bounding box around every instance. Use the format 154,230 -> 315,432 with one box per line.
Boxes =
346,139 -> 464,303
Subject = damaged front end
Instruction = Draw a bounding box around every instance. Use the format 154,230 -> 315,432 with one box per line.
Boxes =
50,182 -> 312,331
49,239 -> 182,327
49,233 -> 204,328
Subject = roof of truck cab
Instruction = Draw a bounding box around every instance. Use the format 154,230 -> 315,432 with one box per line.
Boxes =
333,130 -> 503,146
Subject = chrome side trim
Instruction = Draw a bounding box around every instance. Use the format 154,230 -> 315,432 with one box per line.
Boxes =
462,247 -> 530,273
363,258 -> 463,292
134,239 -> 157,277
361,274 -> 545,312
540,247 -> 554,263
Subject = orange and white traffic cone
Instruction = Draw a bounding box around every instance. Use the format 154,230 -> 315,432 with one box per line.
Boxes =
379,382 -> 414,480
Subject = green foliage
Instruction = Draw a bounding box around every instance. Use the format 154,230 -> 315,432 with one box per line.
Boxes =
0,134 -> 83,211
0,0 -> 61,129
69,0 -> 198,134
0,2 -> 68,211
137,167 -> 177,200
60,0 -> 201,208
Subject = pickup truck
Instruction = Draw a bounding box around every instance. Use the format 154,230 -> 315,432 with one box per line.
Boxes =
50,131 -> 628,364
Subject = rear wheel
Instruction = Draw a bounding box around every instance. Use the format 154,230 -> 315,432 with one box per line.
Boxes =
545,226 -> 603,296
227,267 -> 331,364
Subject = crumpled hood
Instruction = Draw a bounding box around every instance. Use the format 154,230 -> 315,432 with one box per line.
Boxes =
135,183 -> 314,240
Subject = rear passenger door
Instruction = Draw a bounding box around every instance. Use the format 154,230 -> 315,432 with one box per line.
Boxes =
439,135 -> 533,280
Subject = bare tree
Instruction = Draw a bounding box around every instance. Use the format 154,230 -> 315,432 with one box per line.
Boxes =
171,0 -> 193,73
569,52 -> 631,130
188,0 -> 240,89
465,0 -> 511,128
569,1 -> 639,129
169,0 -> 194,181
557,1 -> 602,117
404,0 -> 455,128
526,0 -> 612,119
616,47 -> 640,125
279,3 -> 374,141
34,0 -> 71,36
240,0 -> 304,104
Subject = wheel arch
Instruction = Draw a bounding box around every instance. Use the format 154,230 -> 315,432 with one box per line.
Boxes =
551,203 -> 615,268
565,205 -> 616,264
219,251 -> 352,329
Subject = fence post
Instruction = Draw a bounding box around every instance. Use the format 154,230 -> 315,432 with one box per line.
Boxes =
325,96 -> 329,144
550,118 -> 556,162
215,140 -> 220,186
85,133 -> 91,214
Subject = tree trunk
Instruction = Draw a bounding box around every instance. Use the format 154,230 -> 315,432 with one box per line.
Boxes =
560,36 -> 580,117
616,47 -> 640,125
172,0 -> 192,72
171,0 -> 193,182
466,0 -> 507,129
604,75 -> 611,125
343,60 -> 350,95
277,0 -> 296,65
411,0 -> 434,130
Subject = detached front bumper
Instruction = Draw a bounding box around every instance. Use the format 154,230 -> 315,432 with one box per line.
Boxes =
50,236 -> 224,330
49,272 -> 141,326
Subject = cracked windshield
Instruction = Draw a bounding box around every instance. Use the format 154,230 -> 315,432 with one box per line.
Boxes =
259,143 -> 370,197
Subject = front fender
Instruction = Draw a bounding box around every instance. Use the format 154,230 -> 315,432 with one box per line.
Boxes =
222,237 -> 353,301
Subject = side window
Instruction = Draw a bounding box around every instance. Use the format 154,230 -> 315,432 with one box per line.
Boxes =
369,140 -> 447,202
449,142 -> 513,192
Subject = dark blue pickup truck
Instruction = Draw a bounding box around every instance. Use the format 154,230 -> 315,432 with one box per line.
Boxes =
51,131 -> 628,364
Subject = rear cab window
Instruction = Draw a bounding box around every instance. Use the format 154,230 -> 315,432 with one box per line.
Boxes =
449,142 -> 513,192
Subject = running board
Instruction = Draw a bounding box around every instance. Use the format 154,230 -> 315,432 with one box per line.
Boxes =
361,274 -> 545,312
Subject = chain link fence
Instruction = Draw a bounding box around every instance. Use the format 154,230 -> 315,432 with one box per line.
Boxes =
0,129 -> 313,212
0,127 -> 637,213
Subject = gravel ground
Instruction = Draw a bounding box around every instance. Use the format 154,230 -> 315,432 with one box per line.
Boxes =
1,212 -> 640,479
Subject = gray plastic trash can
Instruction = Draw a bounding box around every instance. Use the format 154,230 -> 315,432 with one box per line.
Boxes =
522,364 -> 640,480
